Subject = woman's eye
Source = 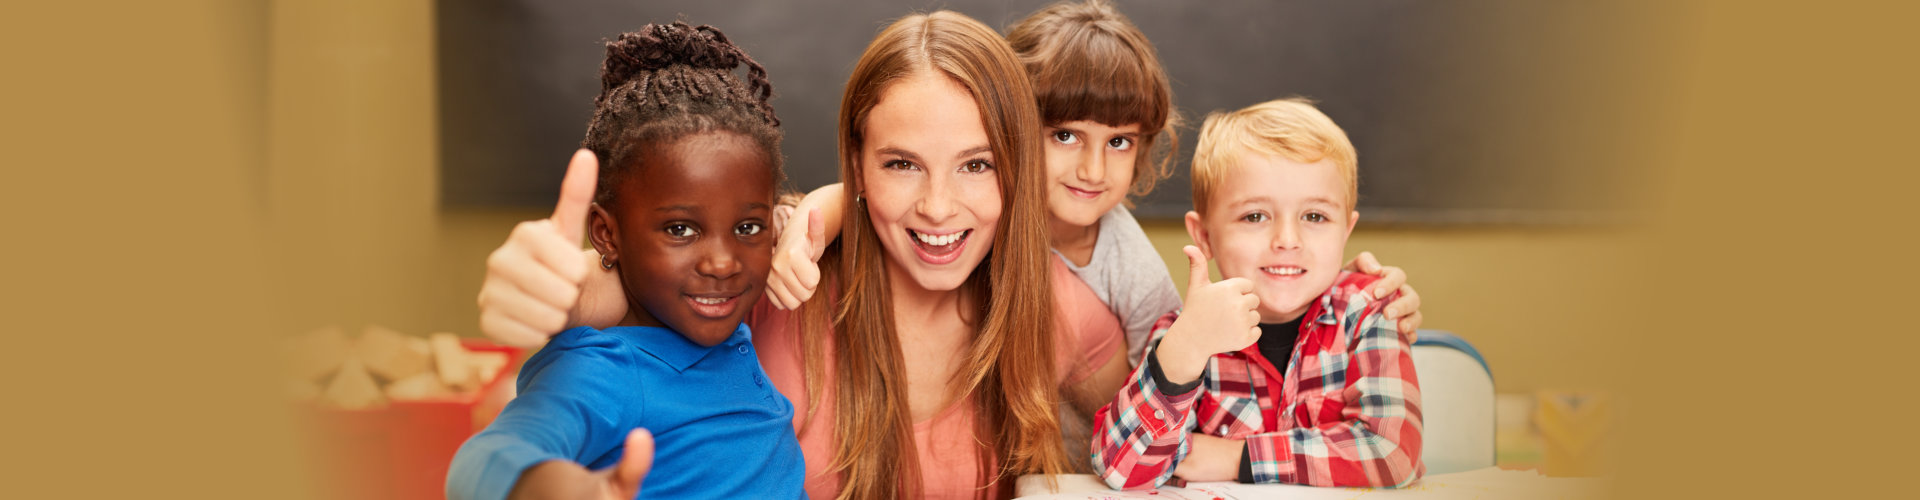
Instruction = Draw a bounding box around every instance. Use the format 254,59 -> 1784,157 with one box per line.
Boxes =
1303,212 -> 1328,223
736,222 -> 764,236
883,160 -> 918,171
960,160 -> 993,173
1242,212 -> 1268,223
1051,130 -> 1079,145
666,224 -> 697,238
1108,137 -> 1134,150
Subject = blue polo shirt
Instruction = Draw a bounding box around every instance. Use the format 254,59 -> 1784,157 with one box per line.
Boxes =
446,323 -> 804,499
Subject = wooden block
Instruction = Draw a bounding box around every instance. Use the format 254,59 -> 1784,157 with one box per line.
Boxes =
468,351 -> 510,387
355,325 -> 431,382
284,326 -> 351,382
323,357 -> 387,410
1536,391 -> 1612,477
429,332 -> 475,389
385,372 -> 454,401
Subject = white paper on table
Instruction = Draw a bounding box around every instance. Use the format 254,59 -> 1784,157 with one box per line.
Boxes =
1014,467 -> 1608,499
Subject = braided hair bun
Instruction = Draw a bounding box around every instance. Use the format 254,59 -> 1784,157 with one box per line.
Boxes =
582,21 -> 783,205
594,22 -> 777,126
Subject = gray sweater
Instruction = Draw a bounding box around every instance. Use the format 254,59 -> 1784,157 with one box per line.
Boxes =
1052,206 -> 1182,368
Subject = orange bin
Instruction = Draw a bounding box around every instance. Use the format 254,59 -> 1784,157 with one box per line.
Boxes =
304,340 -> 522,500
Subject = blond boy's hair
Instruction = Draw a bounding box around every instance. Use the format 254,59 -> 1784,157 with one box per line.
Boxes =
1191,97 -> 1357,214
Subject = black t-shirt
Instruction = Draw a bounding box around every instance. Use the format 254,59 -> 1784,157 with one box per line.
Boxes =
1256,317 -> 1304,373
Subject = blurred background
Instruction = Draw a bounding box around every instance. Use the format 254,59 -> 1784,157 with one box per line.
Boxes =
6,0 -> 1916,499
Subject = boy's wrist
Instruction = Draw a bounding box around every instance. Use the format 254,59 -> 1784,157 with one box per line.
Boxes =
511,460 -> 594,500
1156,329 -> 1208,385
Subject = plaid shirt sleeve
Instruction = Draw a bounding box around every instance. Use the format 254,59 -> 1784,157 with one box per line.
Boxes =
1090,312 -> 1203,490
1243,288 -> 1425,487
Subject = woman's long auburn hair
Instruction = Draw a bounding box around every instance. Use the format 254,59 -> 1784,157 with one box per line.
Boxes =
794,10 -> 1066,500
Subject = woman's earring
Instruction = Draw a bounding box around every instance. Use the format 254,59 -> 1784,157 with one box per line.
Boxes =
600,253 -> 615,270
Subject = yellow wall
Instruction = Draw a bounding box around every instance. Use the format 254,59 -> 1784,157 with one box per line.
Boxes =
267,0 -> 445,334
267,0 -> 1627,396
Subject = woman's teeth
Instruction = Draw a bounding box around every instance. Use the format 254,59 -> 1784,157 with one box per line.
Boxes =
913,230 -> 967,246
1262,266 -> 1307,276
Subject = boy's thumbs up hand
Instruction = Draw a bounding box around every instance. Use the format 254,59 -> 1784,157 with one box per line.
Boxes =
767,207 -> 828,310
478,150 -> 602,347
1157,246 -> 1263,385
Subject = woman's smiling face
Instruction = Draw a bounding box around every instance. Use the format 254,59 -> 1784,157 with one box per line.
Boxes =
858,72 -> 1003,294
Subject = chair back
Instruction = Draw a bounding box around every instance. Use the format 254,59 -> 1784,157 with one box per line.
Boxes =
1410,330 -> 1496,474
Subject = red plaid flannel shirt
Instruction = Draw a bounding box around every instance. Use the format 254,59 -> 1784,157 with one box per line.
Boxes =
1090,271 -> 1424,489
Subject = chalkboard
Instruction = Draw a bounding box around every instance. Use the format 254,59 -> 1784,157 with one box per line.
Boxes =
439,0 -> 1652,224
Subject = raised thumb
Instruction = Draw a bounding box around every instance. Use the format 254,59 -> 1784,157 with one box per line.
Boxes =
551,149 -> 599,247
614,428 -> 654,494
1183,245 -> 1213,290
805,208 -> 827,256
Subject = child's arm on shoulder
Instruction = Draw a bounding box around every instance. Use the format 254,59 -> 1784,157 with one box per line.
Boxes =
447,340 -> 647,500
1343,251 -> 1424,337
765,183 -> 844,310
1240,297 -> 1424,488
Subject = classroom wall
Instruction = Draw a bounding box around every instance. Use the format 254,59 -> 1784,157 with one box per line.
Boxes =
267,0 -> 1626,396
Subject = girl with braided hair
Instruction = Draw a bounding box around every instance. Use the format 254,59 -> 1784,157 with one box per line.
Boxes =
448,21 -> 803,500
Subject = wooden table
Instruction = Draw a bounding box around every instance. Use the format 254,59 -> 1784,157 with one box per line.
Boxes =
1014,467 -> 1606,499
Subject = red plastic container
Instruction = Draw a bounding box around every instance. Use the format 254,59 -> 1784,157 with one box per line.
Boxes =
304,340 -> 522,500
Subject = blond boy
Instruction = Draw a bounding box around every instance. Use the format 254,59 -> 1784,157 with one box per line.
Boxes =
1090,98 -> 1424,489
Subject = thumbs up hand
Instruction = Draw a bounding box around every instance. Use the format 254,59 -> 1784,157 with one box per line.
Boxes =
478,149 -> 602,347
766,207 -> 829,310
508,428 -> 654,500
1155,246 -> 1263,385
595,429 -> 654,500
